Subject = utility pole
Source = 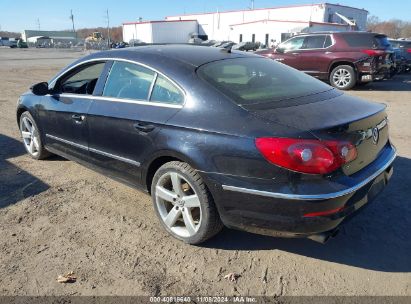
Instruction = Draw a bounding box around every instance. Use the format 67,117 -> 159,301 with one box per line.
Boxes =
70,10 -> 77,42
251,0 -> 255,10
106,9 -> 111,47
36,18 -> 41,31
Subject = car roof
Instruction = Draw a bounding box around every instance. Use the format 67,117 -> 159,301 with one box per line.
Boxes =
88,44 -> 253,68
293,31 -> 387,36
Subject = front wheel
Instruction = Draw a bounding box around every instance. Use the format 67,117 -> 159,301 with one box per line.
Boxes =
19,111 -> 51,160
329,65 -> 356,90
151,161 -> 223,244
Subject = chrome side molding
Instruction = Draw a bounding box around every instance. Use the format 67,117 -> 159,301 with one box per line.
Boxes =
45,134 -> 141,167
222,151 -> 396,201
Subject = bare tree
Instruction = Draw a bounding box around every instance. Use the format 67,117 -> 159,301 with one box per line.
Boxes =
367,16 -> 411,39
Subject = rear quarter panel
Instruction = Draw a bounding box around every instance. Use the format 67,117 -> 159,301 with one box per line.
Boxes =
143,78 -> 313,181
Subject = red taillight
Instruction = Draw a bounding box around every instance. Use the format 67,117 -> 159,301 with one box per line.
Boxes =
407,49 -> 411,53
303,207 -> 345,218
255,138 -> 357,175
362,49 -> 385,56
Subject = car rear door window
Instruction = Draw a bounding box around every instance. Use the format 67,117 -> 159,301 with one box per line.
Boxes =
58,62 -> 105,95
103,61 -> 155,100
302,35 -> 327,49
150,75 -> 184,105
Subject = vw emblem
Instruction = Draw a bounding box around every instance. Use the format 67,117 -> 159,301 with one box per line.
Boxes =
372,127 -> 379,145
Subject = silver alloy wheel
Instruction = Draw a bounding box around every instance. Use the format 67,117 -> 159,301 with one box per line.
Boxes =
20,116 -> 40,157
155,171 -> 202,238
332,68 -> 352,88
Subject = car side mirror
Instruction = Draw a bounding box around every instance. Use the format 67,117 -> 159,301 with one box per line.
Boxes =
275,47 -> 284,54
31,82 -> 50,96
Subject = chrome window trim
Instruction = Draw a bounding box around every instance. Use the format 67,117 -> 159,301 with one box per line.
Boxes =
48,57 -> 186,106
147,72 -> 158,100
48,60 -> 108,90
46,93 -> 183,109
45,134 -> 141,167
222,150 -> 396,201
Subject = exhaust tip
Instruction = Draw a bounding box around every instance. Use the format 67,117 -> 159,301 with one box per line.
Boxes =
307,228 -> 339,244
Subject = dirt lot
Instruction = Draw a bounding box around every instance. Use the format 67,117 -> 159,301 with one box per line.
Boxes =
0,48 -> 410,296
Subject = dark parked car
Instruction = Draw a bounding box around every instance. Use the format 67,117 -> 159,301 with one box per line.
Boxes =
17,45 -> 396,244
391,48 -> 408,74
389,39 -> 411,73
256,32 -> 395,90
232,41 -> 259,52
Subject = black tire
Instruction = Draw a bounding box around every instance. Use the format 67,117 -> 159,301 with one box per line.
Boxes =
329,65 -> 356,90
19,111 -> 51,160
151,161 -> 223,244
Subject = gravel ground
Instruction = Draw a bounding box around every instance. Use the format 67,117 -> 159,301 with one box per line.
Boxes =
0,48 -> 410,296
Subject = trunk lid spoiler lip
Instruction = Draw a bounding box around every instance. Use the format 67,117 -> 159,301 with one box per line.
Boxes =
245,93 -> 387,141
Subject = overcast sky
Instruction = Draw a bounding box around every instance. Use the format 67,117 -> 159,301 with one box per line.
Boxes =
1,0 -> 409,32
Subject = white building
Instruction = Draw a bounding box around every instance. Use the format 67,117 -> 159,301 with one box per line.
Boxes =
123,20 -> 198,44
166,3 -> 368,44
123,3 -> 368,45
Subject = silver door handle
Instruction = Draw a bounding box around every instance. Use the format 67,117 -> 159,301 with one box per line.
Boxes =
72,114 -> 86,123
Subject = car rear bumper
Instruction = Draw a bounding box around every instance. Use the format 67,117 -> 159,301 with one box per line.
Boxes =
358,57 -> 395,81
203,145 -> 396,239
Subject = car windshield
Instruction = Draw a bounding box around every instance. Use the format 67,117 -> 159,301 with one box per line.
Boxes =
197,57 -> 332,105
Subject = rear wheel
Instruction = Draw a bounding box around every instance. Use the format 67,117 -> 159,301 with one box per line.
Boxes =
330,65 -> 356,90
151,161 -> 223,244
19,111 -> 51,160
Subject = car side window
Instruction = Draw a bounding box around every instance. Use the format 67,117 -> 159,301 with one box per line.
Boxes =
150,75 -> 184,105
280,36 -> 305,51
58,62 -> 105,95
324,35 -> 333,48
103,61 -> 155,100
302,35 -> 327,49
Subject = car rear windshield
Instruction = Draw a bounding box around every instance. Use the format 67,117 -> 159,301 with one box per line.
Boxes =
341,33 -> 390,48
197,57 -> 332,106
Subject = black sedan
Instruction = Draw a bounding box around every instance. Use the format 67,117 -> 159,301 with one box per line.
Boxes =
17,45 -> 396,244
